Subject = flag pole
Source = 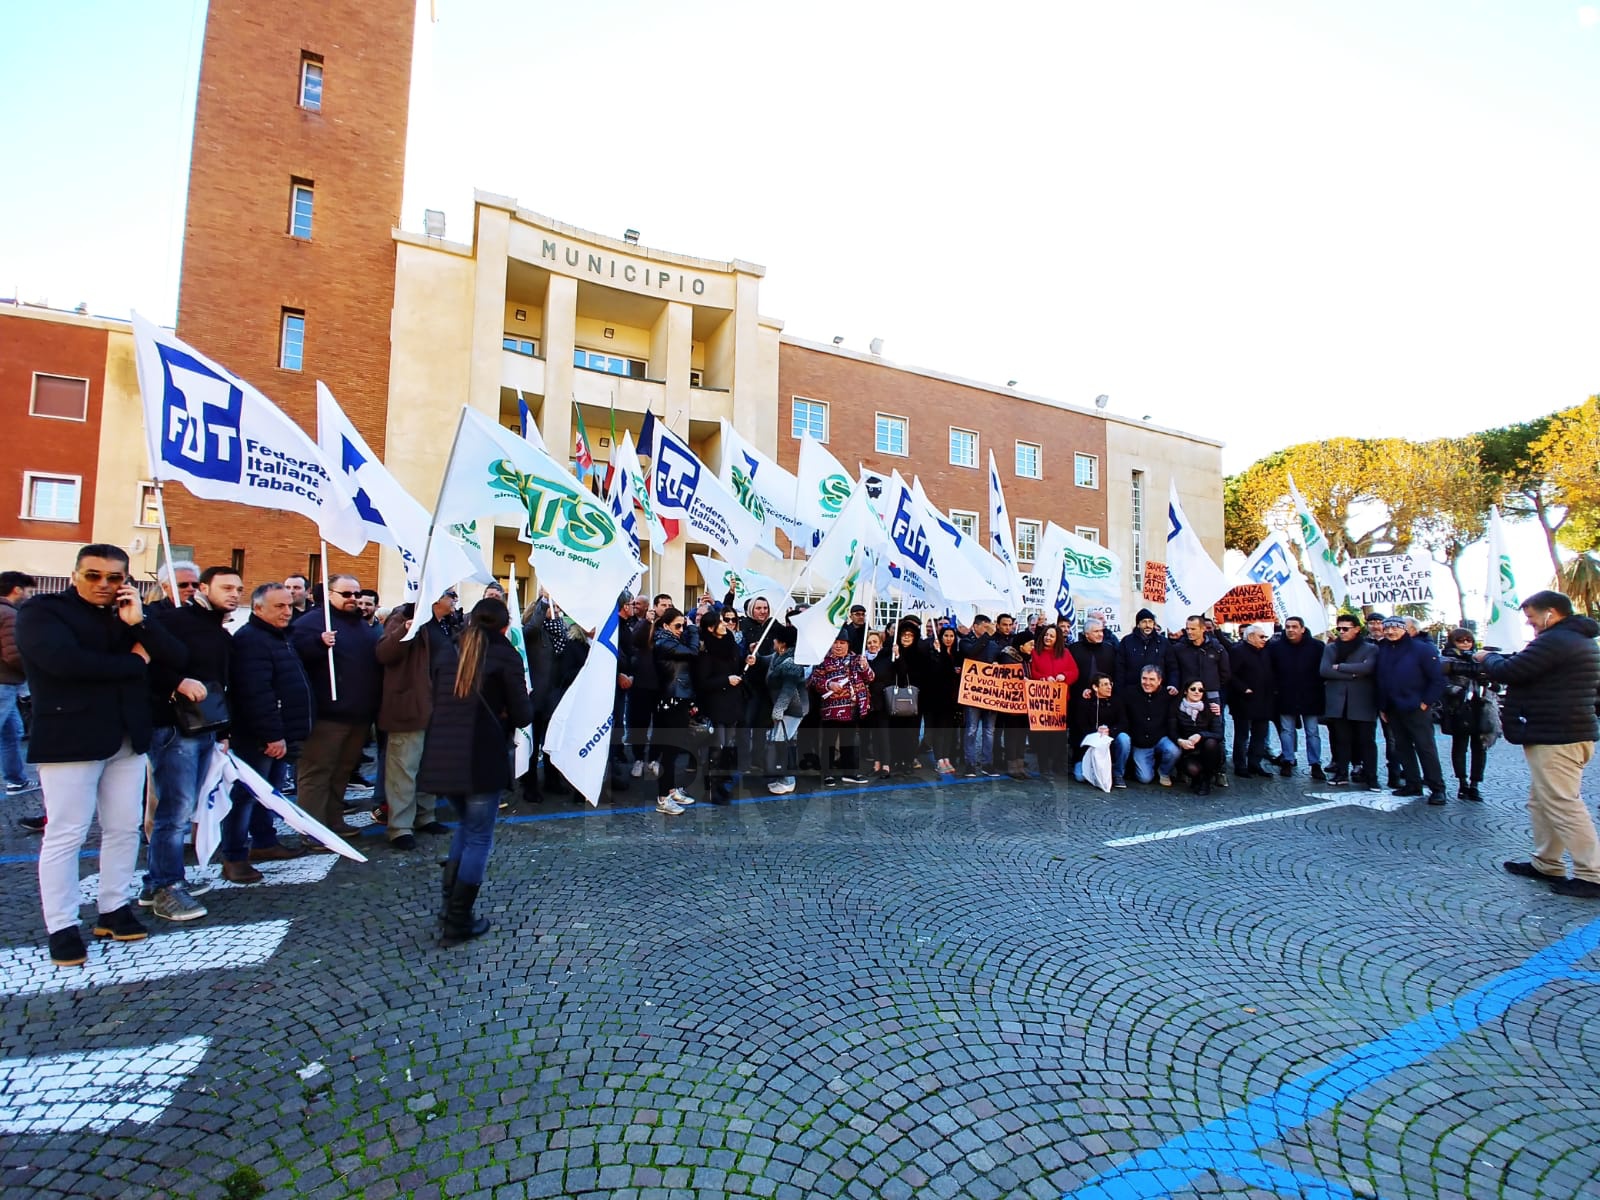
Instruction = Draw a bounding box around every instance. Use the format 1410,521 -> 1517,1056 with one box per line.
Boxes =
150,483 -> 180,605
319,539 -> 338,703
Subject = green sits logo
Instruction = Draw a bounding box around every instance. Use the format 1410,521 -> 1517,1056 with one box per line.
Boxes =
722,569 -> 744,597
1061,546 -> 1113,579
818,473 -> 851,517
730,466 -> 768,522
488,459 -> 617,553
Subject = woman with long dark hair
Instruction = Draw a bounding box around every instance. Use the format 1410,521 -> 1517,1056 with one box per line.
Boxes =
925,624 -> 965,774
651,608 -> 697,813
417,598 -> 534,945
1029,623 -> 1079,780
887,619 -> 931,775
693,610 -> 746,804
1174,678 -> 1225,795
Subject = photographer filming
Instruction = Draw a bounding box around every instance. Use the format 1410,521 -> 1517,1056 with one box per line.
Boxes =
1441,627 -> 1498,801
1476,590 -> 1600,898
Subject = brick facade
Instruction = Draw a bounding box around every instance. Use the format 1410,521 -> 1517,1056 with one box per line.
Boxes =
776,341 -> 1109,563
169,0 -> 413,590
1,313 -> 108,545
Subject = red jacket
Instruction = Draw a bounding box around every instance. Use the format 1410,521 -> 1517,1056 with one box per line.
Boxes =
1030,646 -> 1079,687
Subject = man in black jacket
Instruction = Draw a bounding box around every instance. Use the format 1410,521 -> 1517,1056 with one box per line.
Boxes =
1124,666 -> 1180,785
16,544 -> 184,967
1166,614 -> 1232,787
1267,616 -> 1327,779
1480,590 -> 1600,898
1117,608 -> 1168,692
291,573 -> 382,836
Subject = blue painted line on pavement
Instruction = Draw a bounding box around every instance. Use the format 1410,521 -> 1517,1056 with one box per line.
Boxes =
1061,914 -> 1600,1199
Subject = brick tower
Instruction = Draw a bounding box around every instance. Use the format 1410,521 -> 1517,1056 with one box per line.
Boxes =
171,0 -> 414,587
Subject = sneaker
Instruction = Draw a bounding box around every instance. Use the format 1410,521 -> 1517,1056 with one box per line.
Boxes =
92,905 -> 148,942
48,926 -> 87,967
1551,877 -> 1600,899
1367,785 -> 1384,793
646,761 -> 661,778
18,814 -> 46,834
667,788 -> 696,806
823,776 -> 841,788
1113,778 -> 1128,789
1503,860 -> 1555,880
767,777 -> 796,794
1310,764 -> 1326,782
630,760 -> 644,778
961,766 -> 979,778
151,884 -> 207,922
1158,774 -> 1172,788
184,875 -> 213,898
655,796 -> 685,815
5,779 -> 31,795
842,774 -> 871,785
1213,773 -> 1229,789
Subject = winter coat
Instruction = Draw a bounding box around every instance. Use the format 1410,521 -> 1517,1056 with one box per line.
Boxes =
808,650 -> 873,722
1030,645 -> 1079,687
764,649 -> 808,721
1375,635 -> 1445,715
960,630 -> 1003,664
147,601 -> 236,731
693,632 -> 746,728
864,649 -> 893,714
417,632 -> 535,796
376,611 -> 454,733
1482,614 -> 1600,746
837,620 -> 867,654
1117,629 -> 1170,691
1166,634 -> 1232,698
1267,633 -> 1326,717
1068,636 -> 1118,689
1176,703 -> 1224,743
627,616 -> 658,691
291,605 -> 382,724
0,598 -> 23,684
14,590 -> 185,763
230,613 -> 315,749
1124,687 -> 1178,748
521,599 -> 562,717
1070,692 -> 1126,745
925,642 -> 965,720
1227,640 -> 1277,720
654,627 -> 697,702
1319,638 -> 1379,723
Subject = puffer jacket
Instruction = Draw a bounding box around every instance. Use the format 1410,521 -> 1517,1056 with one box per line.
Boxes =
417,632 -> 535,796
0,598 -> 23,684
1376,634 -> 1445,714
764,648 -> 808,721
1267,632 -> 1326,717
653,627 -> 697,701
1482,614 -> 1600,746
231,613 -> 315,749
291,605 -> 382,723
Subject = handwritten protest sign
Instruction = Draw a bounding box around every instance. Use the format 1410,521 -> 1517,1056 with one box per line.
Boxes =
957,660 -> 1026,714
1142,561 -> 1168,604
1212,583 -> 1276,625
1344,553 -> 1435,607
1025,678 -> 1068,732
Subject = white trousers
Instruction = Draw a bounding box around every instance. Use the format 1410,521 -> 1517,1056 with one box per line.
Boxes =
38,740 -> 147,934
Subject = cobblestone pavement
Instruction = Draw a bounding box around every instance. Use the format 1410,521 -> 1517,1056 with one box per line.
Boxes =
1,735 -> 1598,1200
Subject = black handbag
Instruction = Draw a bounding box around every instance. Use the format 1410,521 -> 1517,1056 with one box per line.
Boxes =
886,684 -> 920,717
173,683 -> 230,735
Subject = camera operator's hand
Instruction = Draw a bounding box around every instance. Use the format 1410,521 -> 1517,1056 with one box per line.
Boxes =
1473,650 -> 1489,663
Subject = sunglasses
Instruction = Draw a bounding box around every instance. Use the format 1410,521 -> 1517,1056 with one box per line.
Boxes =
176,581 -> 199,589
331,589 -> 360,599
1186,686 -> 1205,693
80,570 -> 127,584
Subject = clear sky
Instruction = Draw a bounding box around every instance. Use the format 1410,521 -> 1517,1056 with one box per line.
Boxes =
3,0 -> 1594,614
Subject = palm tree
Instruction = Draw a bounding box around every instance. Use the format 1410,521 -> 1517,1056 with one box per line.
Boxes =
1553,553 -> 1600,617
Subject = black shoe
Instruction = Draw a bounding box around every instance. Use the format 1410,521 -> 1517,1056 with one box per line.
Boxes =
823,776 -> 840,788
1213,772 -> 1229,788
1310,764 -> 1326,782
48,926 -> 87,967
439,881 -> 490,944
961,767 -> 979,779
92,905 -> 148,942
1328,775 -> 1348,786
1466,783 -> 1484,802
415,820 -> 451,835
1278,762 -> 1294,778
1196,780 -> 1212,796
1503,860 -> 1553,880
18,815 -> 46,834
389,833 -> 417,850
1552,877 -> 1600,899
1392,786 -> 1423,798
979,766 -> 1000,777
1426,791 -> 1447,806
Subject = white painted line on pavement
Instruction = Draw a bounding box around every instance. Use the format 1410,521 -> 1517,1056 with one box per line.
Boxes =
79,853 -> 340,906
0,1035 -> 210,1134
1105,791 -> 1413,848
0,920 -> 291,999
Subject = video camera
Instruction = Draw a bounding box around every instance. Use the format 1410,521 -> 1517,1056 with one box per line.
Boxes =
1440,655 -> 1494,683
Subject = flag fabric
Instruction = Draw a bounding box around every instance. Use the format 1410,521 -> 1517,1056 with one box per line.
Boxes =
503,561 -> 536,778
1162,481 -> 1233,629
638,412 -> 765,566
719,418 -> 810,549
794,432 -> 854,542
1483,505 -> 1525,650
793,541 -> 868,665
804,481 -> 884,586
908,478 -> 1009,609
572,404 -> 598,493
517,393 -> 545,449
194,743 -> 234,867
612,428 -> 668,548
1240,532 -> 1329,636
880,472 -> 944,606
409,407 -> 639,639
1035,522 -> 1126,628
130,312 -> 367,553
606,450 -> 644,569
207,749 -> 367,861
1287,474 -> 1349,604
692,554 -> 791,610
544,607 -> 621,806
987,450 -> 1026,611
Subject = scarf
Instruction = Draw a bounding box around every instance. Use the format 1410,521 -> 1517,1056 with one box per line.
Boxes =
544,617 -> 569,656
1179,697 -> 1205,720
1331,635 -> 1360,665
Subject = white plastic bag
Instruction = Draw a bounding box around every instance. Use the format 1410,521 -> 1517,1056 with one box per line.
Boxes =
1080,731 -> 1114,793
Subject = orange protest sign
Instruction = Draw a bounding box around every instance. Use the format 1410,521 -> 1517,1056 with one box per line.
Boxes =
1025,678 -> 1068,732
956,660 -> 1026,714
1212,583 -> 1275,625
1142,561 -> 1168,603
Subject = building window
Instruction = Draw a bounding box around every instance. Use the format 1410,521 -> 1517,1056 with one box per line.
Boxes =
29,373 -> 89,421
948,509 -> 978,539
689,369 -> 704,388
289,180 -> 314,239
1015,519 -> 1041,563
1074,452 -> 1099,489
1015,441 -> 1041,480
231,549 -> 246,576
949,427 -> 978,469
573,348 -> 645,379
875,413 -> 908,457
300,55 -> 323,110
1130,469 -> 1145,592
22,473 -> 81,523
280,310 -> 305,371
502,336 -> 538,357
137,483 -> 161,528
792,397 -> 828,442
1075,526 -> 1100,543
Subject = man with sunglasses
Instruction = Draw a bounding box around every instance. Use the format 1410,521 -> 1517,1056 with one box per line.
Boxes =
144,562 -> 200,616
291,573 -> 383,836
15,544 -> 184,966
1320,614 -> 1380,790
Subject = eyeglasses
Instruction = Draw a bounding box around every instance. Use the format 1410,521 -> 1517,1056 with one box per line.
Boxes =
444,592 -> 458,600
668,622 -> 685,632
79,571 -> 127,584
1186,686 -> 1205,693
331,589 -> 360,599
176,581 -> 199,590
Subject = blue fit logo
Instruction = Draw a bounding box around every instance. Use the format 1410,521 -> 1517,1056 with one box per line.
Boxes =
654,436 -> 700,510
889,491 -> 932,570
1246,540 -> 1294,588
158,344 -> 243,483
340,436 -> 387,528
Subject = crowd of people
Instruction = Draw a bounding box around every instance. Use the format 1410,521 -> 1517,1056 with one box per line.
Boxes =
2,544 -> 1596,969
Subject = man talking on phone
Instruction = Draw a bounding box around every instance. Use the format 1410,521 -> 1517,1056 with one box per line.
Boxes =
15,544 -> 184,967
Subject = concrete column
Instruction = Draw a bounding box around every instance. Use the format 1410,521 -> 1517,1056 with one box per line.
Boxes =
652,301 -> 693,604
466,206 -> 510,421
538,274 -> 577,459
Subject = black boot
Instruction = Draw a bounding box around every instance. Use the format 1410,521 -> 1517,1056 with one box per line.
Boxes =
1457,779 -> 1470,800
439,859 -> 459,917
439,882 -> 489,946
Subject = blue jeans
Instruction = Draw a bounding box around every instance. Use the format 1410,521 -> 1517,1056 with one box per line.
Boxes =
145,726 -> 214,890
222,746 -> 289,864
1075,732 -> 1131,781
446,792 -> 498,886
963,708 -> 996,767
0,682 -> 25,786
1278,715 -> 1323,766
1129,738 -> 1181,782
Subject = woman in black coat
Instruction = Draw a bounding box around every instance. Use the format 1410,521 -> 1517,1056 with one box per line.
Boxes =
1174,678 -> 1225,795
418,598 -> 534,945
885,620 -> 931,776
924,625 -> 965,774
693,610 -> 746,803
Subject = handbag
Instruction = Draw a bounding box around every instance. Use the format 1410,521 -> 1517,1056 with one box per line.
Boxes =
886,684 -> 921,717
173,683 -> 230,735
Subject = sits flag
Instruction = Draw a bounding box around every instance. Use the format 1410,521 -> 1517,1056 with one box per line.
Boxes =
544,608 -> 621,806
1287,474 -> 1349,604
639,412 -> 764,566
130,312 -> 366,553
794,540 -> 868,665
1162,481 -> 1232,629
612,428 -> 668,547
1036,522 -> 1124,629
795,432 -> 853,543
718,418 -> 809,550
1483,505 -> 1524,650
692,554 -> 791,610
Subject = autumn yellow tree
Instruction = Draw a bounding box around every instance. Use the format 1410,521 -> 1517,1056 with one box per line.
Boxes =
1528,396 -> 1600,555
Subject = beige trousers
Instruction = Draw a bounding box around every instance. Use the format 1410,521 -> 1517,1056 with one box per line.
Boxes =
1524,741 -> 1599,882
383,729 -> 435,836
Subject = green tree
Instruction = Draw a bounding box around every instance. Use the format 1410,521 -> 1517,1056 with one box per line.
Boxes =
1478,415 -> 1564,574
1412,436 -> 1494,621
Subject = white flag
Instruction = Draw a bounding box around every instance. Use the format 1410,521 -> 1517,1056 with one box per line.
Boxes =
692,554 -> 791,610
1287,474 -> 1350,604
1240,532 -> 1329,636
544,607 -> 622,806
987,449 -> 1026,611
194,743 -> 234,867
804,482 -> 885,586
908,478 -> 1009,609
1483,505 -> 1524,650
227,751 -> 368,861
794,432 -> 854,542
793,544 -> 868,665
503,562 -> 536,778
411,407 -> 639,639
640,413 -> 765,566
879,472 -> 945,606
719,419 -> 810,549
612,428 -> 668,547
1037,522 -> 1125,628
131,313 -> 366,553
1162,481 -> 1232,629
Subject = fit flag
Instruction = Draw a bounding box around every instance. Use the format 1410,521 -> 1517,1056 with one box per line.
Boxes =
906,478 -> 1008,610
131,313 -> 366,554
198,744 -> 368,863
544,607 -> 622,806
1483,505 -> 1525,651
1162,480 -> 1232,629
795,432 -> 853,543
692,554 -> 791,610
718,418 -> 809,549
1287,474 -> 1350,605
315,382 -> 476,600
638,412 -> 764,566
1240,532 -> 1329,636
409,407 -> 638,639
987,450 -> 1026,611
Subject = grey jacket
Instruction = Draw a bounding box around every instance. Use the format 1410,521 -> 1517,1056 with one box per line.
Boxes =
1320,638 -> 1379,722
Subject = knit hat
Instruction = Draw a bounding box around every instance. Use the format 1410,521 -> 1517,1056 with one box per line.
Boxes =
1381,616 -> 1407,629
1135,607 -> 1156,623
